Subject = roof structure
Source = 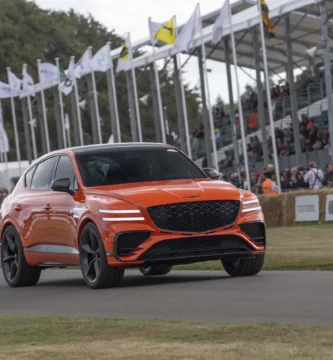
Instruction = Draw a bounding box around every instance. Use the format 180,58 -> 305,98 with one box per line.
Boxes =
114,0 -> 333,74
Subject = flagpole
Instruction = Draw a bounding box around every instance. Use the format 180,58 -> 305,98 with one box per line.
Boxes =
128,33 -> 143,142
197,3 -> 219,171
37,59 -> 51,153
226,1 -> 251,191
149,17 -> 167,144
23,64 -> 38,159
107,42 -> 121,142
55,58 -> 67,148
72,56 -> 84,146
257,0 -> 281,192
0,100 -> 9,186
88,47 -> 103,144
6,67 -> 22,175
65,114 -> 72,147
174,16 -> 192,159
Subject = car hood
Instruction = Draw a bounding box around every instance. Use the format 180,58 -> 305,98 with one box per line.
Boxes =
84,179 -> 242,207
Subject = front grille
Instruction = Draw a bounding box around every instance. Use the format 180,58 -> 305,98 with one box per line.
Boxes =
240,222 -> 265,245
147,200 -> 240,233
140,235 -> 252,262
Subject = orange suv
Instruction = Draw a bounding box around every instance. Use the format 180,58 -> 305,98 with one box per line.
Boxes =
0,143 -> 265,289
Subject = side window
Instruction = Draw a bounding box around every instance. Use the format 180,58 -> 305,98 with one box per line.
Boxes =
31,157 -> 58,191
54,155 -> 76,189
25,166 -> 36,188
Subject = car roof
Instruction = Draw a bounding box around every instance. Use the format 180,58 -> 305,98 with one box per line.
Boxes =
68,142 -> 174,155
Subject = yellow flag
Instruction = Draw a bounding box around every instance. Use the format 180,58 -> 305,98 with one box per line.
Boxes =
119,44 -> 129,61
154,18 -> 176,45
260,0 -> 275,39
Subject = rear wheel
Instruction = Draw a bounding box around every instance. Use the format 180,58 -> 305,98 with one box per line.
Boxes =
222,254 -> 265,277
79,223 -> 124,289
139,264 -> 172,276
1,225 -> 41,287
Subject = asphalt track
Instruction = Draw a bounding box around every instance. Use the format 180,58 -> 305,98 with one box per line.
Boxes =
0,269 -> 332,325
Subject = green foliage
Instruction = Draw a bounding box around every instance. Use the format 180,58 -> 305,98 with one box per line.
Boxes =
0,0 -> 201,161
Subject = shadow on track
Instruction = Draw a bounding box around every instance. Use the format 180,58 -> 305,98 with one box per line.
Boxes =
34,270 -> 231,289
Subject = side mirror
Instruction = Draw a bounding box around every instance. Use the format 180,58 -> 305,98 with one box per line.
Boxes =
203,168 -> 220,180
51,178 -> 74,196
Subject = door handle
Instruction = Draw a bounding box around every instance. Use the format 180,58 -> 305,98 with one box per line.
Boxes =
14,205 -> 22,211
44,204 -> 52,211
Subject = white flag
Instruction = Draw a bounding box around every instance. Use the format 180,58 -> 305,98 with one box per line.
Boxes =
39,63 -> 58,83
65,113 -> 70,129
92,45 -> 113,72
174,8 -> 201,52
59,58 -> 75,96
149,19 -> 164,44
29,118 -> 37,128
212,0 -> 230,44
0,81 -> 18,99
116,34 -> 132,73
8,70 -> 22,91
0,107 -> 9,153
74,50 -> 92,79
22,67 -> 35,96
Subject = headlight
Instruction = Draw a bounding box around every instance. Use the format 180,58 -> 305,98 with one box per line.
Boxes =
99,209 -> 145,222
241,198 -> 261,213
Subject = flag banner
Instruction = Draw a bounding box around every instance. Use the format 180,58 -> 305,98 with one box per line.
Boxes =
0,81 -> 18,99
74,49 -> 92,78
116,36 -> 131,73
22,67 -> 35,96
40,62 -> 59,84
212,0 -> 230,44
92,44 -> 113,72
174,8 -> 200,52
149,17 -> 176,45
59,58 -> 75,95
8,70 -> 22,91
0,108 -> 9,153
29,118 -> 37,128
65,113 -> 70,129
261,0 -> 275,38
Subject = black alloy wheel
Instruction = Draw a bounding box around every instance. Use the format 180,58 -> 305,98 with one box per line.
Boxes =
79,223 -> 124,289
1,225 -> 41,287
139,264 -> 173,276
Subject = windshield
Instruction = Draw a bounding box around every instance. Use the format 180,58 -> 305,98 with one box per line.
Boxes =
75,147 -> 207,187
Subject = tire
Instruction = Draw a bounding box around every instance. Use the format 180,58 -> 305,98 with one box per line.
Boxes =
222,254 -> 265,277
79,222 -> 124,289
139,264 -> 172,276
1,225 -> 41,287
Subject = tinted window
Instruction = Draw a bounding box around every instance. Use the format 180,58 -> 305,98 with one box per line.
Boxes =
76,148 -> 206,187
54,155 -> 76,189
31,156 -> 58,190
25,166 -> 36,188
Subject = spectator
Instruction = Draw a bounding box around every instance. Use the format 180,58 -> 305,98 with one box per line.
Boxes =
304,161 -> 324,189
262,170 -> 279,195
323,163 -> 333,187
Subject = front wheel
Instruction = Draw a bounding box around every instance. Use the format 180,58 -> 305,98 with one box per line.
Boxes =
79,223 -> 124,289
222,254 -> 265,277
1,225 -> 41,287
139,264 -> 172,276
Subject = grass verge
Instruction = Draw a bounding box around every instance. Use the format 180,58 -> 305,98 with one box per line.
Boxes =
175,225 -> 333,271
0,314 -> 333,360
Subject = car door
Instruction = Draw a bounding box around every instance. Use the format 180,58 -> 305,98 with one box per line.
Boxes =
46,155 -> 78,250
20,156 -> 59,248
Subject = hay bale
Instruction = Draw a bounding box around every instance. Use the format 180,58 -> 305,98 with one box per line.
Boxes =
258,189 -> 333,228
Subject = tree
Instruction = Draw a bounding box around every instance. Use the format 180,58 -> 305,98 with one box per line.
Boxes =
0,0 -> 201,161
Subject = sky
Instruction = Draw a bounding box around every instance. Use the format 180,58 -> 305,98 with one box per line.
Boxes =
35,0 -> 278,104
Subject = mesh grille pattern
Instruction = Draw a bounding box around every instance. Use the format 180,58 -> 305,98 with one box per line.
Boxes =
147,200 -> 240,233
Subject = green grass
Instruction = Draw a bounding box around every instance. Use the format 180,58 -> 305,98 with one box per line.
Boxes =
0,314 -> 333,359
175,225 -> 333,271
